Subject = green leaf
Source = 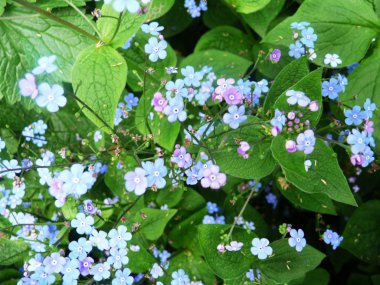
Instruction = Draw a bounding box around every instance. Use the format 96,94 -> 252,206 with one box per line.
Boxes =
128,232 -> 156,273
273,69 -> 323,128
36,0 -> 88,8
0,0 -> 5,16
177,189 -> 206,212
0,7 -> 92,107
156,185 -> 185,208
271,136 -> 357,206
195,26 -> 254,59
342,200 -> 380,264
0,269 -> 20,283
62,197 -> 78,220
0,129 -> 18,155
263,57 -> 309,112
197,224 -> 255,279
224,0 -> 271,14
149,113 -> 180,151
242,0 -> 286,37
0,238 -> 29,266
133,208 -> 177,240
97,0 -> 174,48
179,50 -> 252,78
262,0 -> 380,67
203,0 -> 239,29
276,176 -> 337,215
289,268 -> 330,285
72,45 -> 127,132
119,31 -> 177,92
259,239 -> 325,284
212,116 -> 276,180
158,0 -> 193,38
340,46 -> 380,154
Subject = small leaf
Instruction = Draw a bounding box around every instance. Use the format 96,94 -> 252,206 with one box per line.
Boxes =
61,197 -> 78,220
0,238 -> 29,266
72,45 -> 127,132
224,0 -> 271,14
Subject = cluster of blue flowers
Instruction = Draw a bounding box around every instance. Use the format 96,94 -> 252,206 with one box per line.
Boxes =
184,0 -> 208,18
114,93 -> 139,126
202,202 -> 225,224
323,229 -> 343,250
143,22 -> 168,62
19,55 -> 67,112
322,73 -> 347,100
289,22 -> 318,60
21,120 -> 48,147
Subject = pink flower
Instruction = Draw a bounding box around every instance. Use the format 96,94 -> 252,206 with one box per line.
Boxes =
217,244 -> 225,253
270,49 -> 281,62
151,92 -> 168,112
350,154 -> 365,166
285,140 -> 297,153
19,73 -> 38,99
364,120 -> 374,134
309,101 -> 319,112
201,165 -> 226,190
222,87 -> 243,105
271,126 -> 280,136
226,241 -> 243,251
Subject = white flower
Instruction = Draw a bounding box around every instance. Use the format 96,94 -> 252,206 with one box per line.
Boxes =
308,48 -> 317,60
324,53 -> 342,68
304,160 -> 312,172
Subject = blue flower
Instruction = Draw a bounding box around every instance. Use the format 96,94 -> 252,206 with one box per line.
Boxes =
0,159 -> 21,179
300,27 -> 317,48
202,215 -> 216,224
91,262 -> 111,281
124,93 -> 139,109
108,225 -> 132,249
89,229 -> 110,251
347,62 -> 359,73
362,146 -> 375,167
347,129 -> 367,154
286,90 -> 310,107
237,79 -> 252,96
363,98 -> 376,118
69,237 -> 92,260
121,34 -> 135,50
181,66 -> 203,87
206,202 -> 220,214
336,74 -> 348,91
171,269 -> 190,285
290,21 -> 310,30
43,252 -> 66,274
344,106 -> 366,125
30,267 -> 56,285
32,55 -> 57,75
296,130 -> 316,155
322,78 -> 342,100
165,79 -> 188,98
70,213 -> 94,235
163,96 -> 187,123
288,41 -> 305,59
251,238 -> 273,260
58,164 -> 96,197
223,105 -> 247,129
141,22 -> 164,36
112,268 -> 134,285
36,83 -> 67,112
270,109 -> 286,131
288,229 -> 306,252
105,0 -> 140,13
61,258 -> 80,283
323,229 -> 343,250
150,263 -> 164,279
254,79 -> 269,95
265,193 -> 278,209
145,37 -> 167,62
107,247 -> 129,269
142,158 -> 168,189
195,81 -> 213,105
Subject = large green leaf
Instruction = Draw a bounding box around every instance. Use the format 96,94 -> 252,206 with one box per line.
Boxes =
195,26 -> 254,59
179,50 -> 252,78
289,268 -> 330,285
273,69 -> 323,128
262,0 -> 380,67
263,57 -> 309,112
224,0 -> 271,14
242,0 -> 286,38
259,239 -> 325,284
340,46 -> 380,154
197,224 -> 256,279
36,0 -> 88,8
0,7 -> 92,107
0,0 -> 5,16
212,116 -> 276,180
202,0 -> 239,29
342,200 -> 380,264
0,238 -> 29,266
271,136 -> 357,206
148,112 -> 180,151
97,0 -> 174,48
72,45 -> 127,132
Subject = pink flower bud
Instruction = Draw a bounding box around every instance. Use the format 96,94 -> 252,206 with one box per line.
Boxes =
271,126 -> 280,136
309,101 -> 319,112
239,141 -> 250,152
217,244 -> 226,253
285,140 -> 297,153
350,154 -> 365,166
287,112 -> 296,120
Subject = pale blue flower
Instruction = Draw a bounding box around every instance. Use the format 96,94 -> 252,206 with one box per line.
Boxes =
163,96 -> 187,123
58,164 -> 95,197
181,66 -> 203,87
322,78 -> 342,100
36,83 -> 67,112
286,90 -> 310,107
347,129 -> 367,154
43,252 -> 66,274
32,55 -> 57,75
0,138 -> 5,152
289,41 -> 305,59
108,225 -> 132,249
171,269 -> 190,285
112,268 -> 134,285
300,27 -> 317,48
344,106 -> 366,126
91,262 -> 111,281
61,258 -> 80,283
141,22 -> 164,36
364,98 -> 376,119
223,105 -> 247,129
290,22 -> 310,30
107,247 -> 129,269
70,213 -> 94,235
106,0 -> 140,13
142,158 -> 168,189
296,130 -> 316,154
89,229 -> 110,251
251,238 -> 273,260
69,237 -> 92,260
145,37 -> 168,62
270,109 -> 286,131
288,229 -> 306,252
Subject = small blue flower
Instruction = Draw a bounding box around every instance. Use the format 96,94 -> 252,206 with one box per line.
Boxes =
124,93 -> 139,109
91,262 -> 111,281
300,27 -> 317,48
163,96 -> 187,123
89,229 -> 110,251
322,78 -> 342,100
30,267 -> 56,285
171,269 -> 190,285
0,138 -> 5,152
108,225 -> 132,249
141,22 -> 164,36
344,106 -> 366,126
165,79 -> 188,98
347,129 -> 367,154
335,74 -> 348,92
290,21 -> 310,30
362,146 -> 375,167
33,120 -> 47,135
296,130 -> 316,155
112,268 -> 134,285
289,41 -> 305,59
32,55 -> 57,75
141,158 -> 168,189
288,229 -> 306,252
145,37 -> 167,62
58,164 -> 95,197
206,202 -> 220,214
237,79 -> 252,96
121,34 -> 135,50
286,90 -> 310,107
223,105 -> 247,129
36,83 -> 67,112
323,229 -> 343,250
107,247 -> 129,269
363,98 -> 376,118
181,66 -> 203,87
202,215 -> 216,224
69,237 -> 92,260
270,109 -> 286,131
254,79 -> 269,95
61,258 -> 80,283
265,193 -> 278,209
43,252 -> 66,274
70,213 -> 94,235
251,238 -> 273,260
105,0 -> 140,13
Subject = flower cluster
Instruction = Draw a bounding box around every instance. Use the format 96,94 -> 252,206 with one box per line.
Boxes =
202,202 -> 225,224
323,229 -> 343,250
322,73 -> 347,100
104,0 -> 141,13
22,120 -> 48,147
114,93 -> 139,126
184,0 -> 208,18
19,55 -> 67,112
289,22 -> 318,60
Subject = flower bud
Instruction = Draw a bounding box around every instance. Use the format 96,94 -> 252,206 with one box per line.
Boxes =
287,111 -> 296,120
309,101 -> 319,112
217,244 -> 226,253
285,140 -> 297,153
